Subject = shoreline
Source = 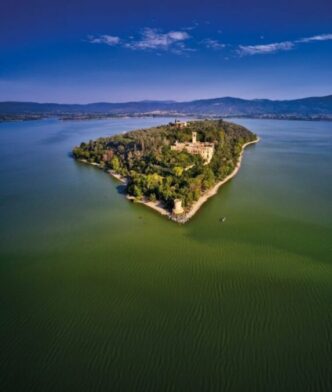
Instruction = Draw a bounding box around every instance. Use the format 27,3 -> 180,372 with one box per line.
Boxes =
178,137 -> 260,222
107,137 -> 260,223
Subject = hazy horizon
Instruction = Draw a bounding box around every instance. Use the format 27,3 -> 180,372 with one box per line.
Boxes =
1,93 -> 332,106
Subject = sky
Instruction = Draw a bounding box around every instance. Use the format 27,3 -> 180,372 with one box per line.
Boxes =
0,0 -> 332,103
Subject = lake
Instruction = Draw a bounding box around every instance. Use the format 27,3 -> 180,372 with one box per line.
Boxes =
0,117 -> 331,391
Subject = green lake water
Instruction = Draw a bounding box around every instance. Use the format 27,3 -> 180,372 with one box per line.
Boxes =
0,117 -> 331,391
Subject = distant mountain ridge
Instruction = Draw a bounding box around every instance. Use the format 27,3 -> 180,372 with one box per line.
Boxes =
1,95 -> 332,118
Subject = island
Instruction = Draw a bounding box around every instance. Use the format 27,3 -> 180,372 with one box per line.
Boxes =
72,119 -> 259,222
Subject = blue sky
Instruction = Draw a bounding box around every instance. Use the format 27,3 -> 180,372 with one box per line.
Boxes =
0,0 -> 331,103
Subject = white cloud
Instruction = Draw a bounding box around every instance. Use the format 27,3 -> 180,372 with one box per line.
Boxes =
201,39 -> 226,50
87,35 -> 120,46
125,28 -> 190,52
87,28 -> 191,54
85,30 -> 332,57
237,33 -> 332,56
296,33 -> 332,43
238,41 -> 294,56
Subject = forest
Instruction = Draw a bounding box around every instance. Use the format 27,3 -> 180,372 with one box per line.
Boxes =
72,120 -> 257,210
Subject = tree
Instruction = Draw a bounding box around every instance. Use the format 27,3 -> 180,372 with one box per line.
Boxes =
173,166 -> 184,177
149,193 -> 157,202
133,185 -> 143,199
202,168 -> 215,190
111,156 -> 120,172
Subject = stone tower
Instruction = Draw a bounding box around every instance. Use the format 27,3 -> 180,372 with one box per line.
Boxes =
192,132 -> 197,144
173,199 -> 184,215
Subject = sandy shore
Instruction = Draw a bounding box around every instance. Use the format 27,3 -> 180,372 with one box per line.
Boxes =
127,196 -> 170,217
108,170 -> 171,217
108,170 -> 128,185
79,159 -> 101,168
91,137 -> 260,223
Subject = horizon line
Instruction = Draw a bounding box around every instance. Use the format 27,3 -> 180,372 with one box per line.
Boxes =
1,93 -> 331,106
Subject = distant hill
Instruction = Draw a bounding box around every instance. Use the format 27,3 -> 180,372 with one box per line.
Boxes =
1,95 -> 332,120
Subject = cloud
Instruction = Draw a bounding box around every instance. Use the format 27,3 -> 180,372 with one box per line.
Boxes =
87,35 -> 120,46
87,28 -> 191,54
296,33 -> 332,43
201,39 -> 226,50
237,33 -> 332,56
238,41 -> 294,56
86,30 -> 332,57
125,28 -> 190,52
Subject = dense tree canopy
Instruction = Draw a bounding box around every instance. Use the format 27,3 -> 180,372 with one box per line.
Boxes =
72,120 -> 257,211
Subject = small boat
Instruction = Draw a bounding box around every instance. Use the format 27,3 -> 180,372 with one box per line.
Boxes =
219,217 -> 226,223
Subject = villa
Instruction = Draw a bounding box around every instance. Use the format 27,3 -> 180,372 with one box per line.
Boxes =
170,120 -> 188,128
171,132 -> 215,164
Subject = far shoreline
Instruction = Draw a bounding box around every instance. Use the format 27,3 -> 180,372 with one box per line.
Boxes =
104,136 -> 260,223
